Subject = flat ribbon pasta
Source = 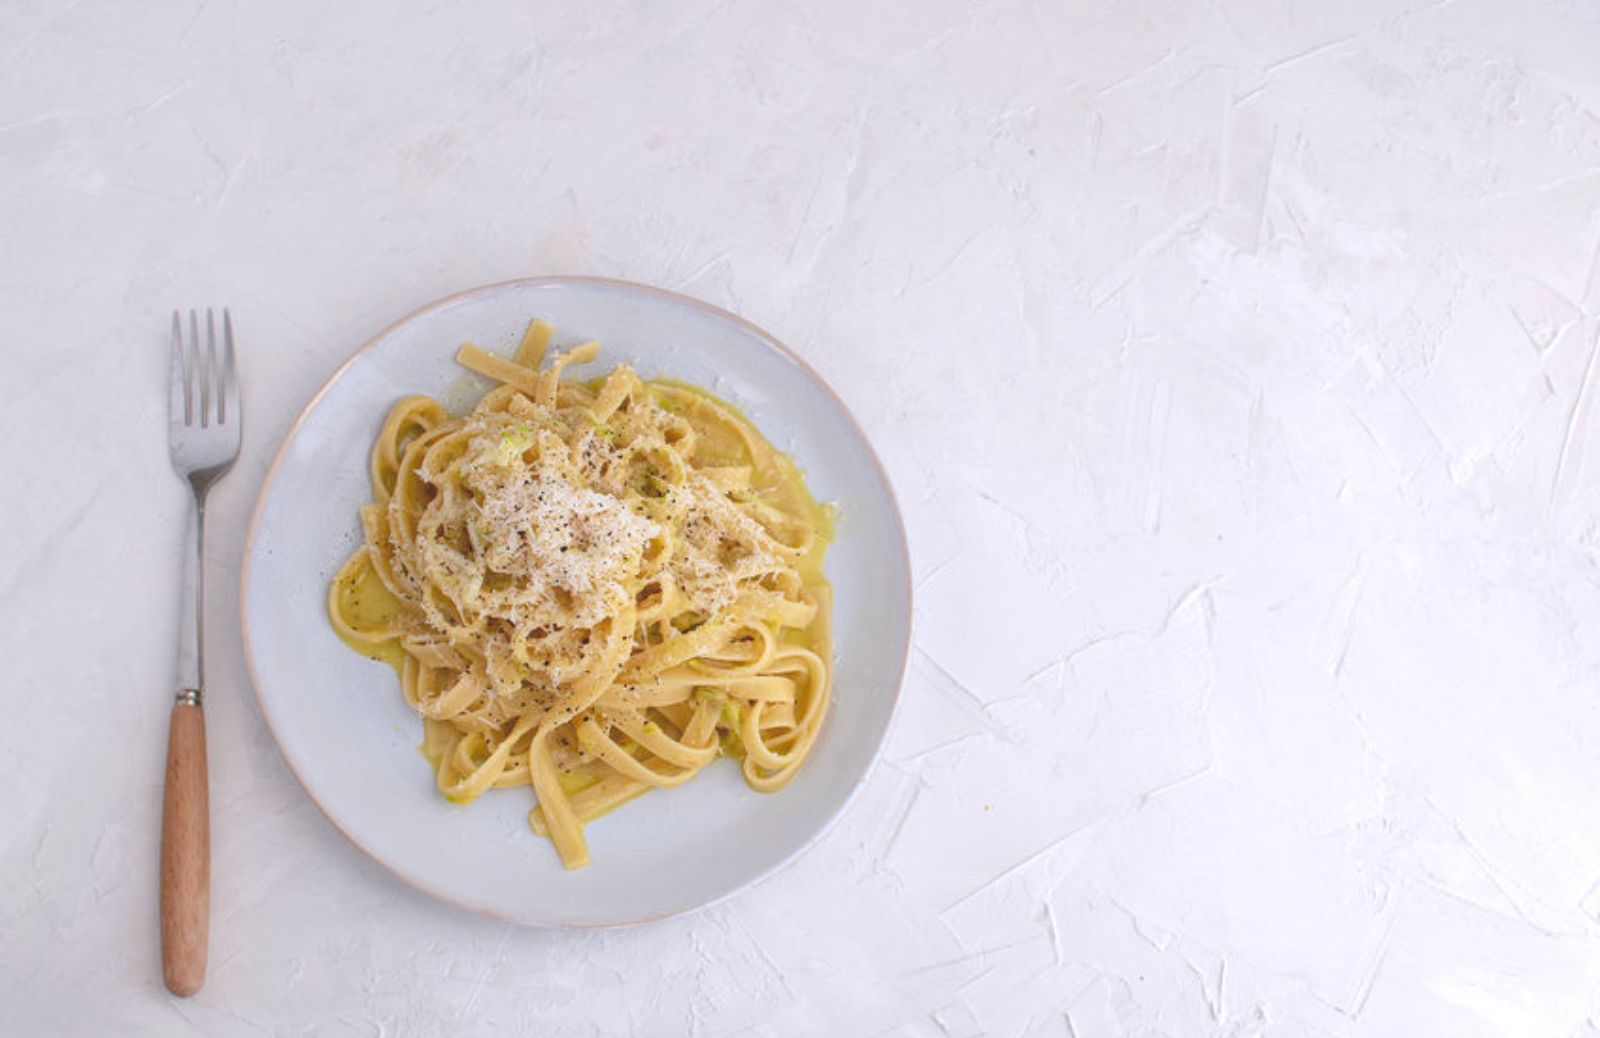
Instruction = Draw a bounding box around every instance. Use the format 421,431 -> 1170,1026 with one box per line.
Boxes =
329,320 -> 833,868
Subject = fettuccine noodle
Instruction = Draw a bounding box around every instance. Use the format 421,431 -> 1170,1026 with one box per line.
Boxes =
328,319 -> 833,869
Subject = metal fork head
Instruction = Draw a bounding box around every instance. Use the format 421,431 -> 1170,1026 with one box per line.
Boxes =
168,308 -> 242,497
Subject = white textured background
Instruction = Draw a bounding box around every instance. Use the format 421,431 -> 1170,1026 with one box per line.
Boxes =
5,1 -> 1600,1034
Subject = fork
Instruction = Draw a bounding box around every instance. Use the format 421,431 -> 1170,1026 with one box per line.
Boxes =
163,308 -> 241,997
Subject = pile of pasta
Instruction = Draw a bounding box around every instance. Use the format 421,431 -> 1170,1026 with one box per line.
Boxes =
329,320 -> 831,868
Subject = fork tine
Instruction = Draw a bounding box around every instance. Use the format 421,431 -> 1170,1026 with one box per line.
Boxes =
203,309 -> 218,428
170,310 -> 189,425
200,307 -> 216,425
188,309 -> 202,428
221,309 -> 238,427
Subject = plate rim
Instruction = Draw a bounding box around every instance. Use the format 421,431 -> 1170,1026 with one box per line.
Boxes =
238,275 -> 913,928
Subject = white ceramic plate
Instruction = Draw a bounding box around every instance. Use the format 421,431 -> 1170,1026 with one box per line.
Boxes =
241,277 -> 911,927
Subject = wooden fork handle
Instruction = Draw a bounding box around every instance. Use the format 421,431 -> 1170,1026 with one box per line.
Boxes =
161,699 -> 209,997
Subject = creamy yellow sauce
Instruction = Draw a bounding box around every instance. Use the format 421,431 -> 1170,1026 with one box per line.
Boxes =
332,552 -> 408,671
